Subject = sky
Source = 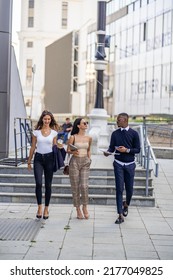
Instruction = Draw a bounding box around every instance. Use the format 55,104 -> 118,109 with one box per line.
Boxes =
12,0 -> 21,64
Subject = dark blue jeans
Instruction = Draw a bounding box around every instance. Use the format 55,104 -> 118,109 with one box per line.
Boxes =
113,161 -> 136,214
34,152 -> 54,206
58,131 -> 69,143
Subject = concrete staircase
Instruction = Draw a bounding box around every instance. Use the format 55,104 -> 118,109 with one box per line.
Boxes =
0,165 -> 155,206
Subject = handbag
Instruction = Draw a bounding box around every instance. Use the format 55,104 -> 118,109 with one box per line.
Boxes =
63,164 -> 69,175
63,147 -> 71,175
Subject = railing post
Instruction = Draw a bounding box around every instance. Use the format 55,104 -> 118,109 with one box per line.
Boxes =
24,119 -> 28,159
19,118 -> 24,161
170,130 -> 173,147
14,118 -> 18,167
143,116 -> 147,169
145,145 -> 150,196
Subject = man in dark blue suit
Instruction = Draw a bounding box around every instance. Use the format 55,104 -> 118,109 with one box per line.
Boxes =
104,113 -> 140,224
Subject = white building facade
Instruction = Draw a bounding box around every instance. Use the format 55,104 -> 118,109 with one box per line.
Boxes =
18,0 -> 97,119
87,0 -> 173,116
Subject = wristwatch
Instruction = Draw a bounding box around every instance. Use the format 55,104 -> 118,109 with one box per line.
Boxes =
126,149 -> 130,153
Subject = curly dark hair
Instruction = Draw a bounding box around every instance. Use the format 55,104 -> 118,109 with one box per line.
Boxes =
35,110 -> 59,130
71,117 -> 83,135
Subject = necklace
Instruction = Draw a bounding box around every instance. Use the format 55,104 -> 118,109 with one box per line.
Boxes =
42,129 -> 50,135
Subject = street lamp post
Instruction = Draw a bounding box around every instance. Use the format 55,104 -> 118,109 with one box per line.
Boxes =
94,0 -> 107,108
88,0 -> 110,154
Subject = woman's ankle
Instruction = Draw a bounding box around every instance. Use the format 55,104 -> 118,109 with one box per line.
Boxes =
76,207 -> 83,219
82,205 -> 89,219
43,206 -> 49,214
37,204 -> 42,212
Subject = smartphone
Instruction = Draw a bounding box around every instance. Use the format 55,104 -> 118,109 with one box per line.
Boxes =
69,144 -> 78,151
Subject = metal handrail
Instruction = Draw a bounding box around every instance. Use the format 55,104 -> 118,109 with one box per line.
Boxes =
14,117 -> 32,166
133,124 -> 159,196
147,137 -> 159,177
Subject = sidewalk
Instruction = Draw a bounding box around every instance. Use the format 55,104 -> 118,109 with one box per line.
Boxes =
0,156 -> 173,260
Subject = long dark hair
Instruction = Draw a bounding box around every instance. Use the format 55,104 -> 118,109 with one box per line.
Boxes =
35,110 -> 59,130
71,117 -> 82,135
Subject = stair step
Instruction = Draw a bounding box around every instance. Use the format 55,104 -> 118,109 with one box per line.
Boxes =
0,192 -> 155,207
0,165 -> 155,207
0,175 -> 152,186
0,183 -> 153,196
0,167 -> 152,177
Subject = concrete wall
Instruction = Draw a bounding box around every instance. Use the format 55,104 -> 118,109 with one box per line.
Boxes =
9,47 -> 27,154
0,0 -> 12,159
0,0 -> 27,159
153,147 -> 173,159
44,32 -> 73,114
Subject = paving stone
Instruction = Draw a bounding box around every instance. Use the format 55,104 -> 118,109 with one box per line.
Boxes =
0,159 -> 173,260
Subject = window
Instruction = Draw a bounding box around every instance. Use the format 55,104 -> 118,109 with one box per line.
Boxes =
120,30 -> 127,58
163,11 -> 172,47
25,98 -> 31,107
62,2 -> 68,29
134,0 -> 140,10
126,71 -> 132,101
154,15 -> 163,49
140,22 -> 147,53
119,73 -> 126,102
141,0 -> 148,6
28,0 -> 34,28
153,65 -> 161,97
138,68 -> 146,99
143,22 -> 147,41
29,0 -> 34,9
28,17 -> 34,27
162,64 -> 171,97
128,3 -> 134,13
133,25 -> 140,55
146,67 -> 153,97
147,18 -> 155,51
26,59 -> 33,84
126,27 -> 133,56
140,22 -> 147,42
27,41 -> 33,48
131,70 -> 138,99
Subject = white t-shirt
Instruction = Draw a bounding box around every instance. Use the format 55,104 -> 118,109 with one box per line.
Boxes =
33,129 -> 57,154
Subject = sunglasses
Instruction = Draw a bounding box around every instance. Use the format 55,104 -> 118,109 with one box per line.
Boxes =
81,122 -> 88,125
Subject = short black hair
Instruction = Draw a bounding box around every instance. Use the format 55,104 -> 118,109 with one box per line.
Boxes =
118,112 -> 129,119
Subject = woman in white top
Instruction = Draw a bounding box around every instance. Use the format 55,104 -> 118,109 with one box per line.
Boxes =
67,118 -> 92,219
27,110 -> 58,219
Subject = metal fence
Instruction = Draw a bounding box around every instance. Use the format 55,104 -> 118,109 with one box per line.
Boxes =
13,117 -> 32,166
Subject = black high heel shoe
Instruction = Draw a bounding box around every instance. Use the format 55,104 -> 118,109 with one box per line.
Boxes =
36,205 -> 42,219
36,213 -> 42,219
43,209 -> 49,220
43,214 -> 49,220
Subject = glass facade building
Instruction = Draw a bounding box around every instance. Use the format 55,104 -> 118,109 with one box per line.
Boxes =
87,0 -> 173,116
